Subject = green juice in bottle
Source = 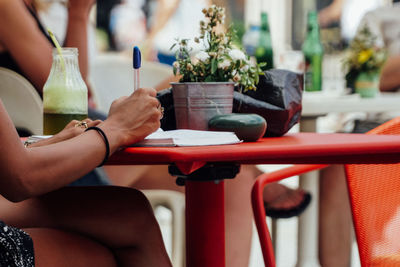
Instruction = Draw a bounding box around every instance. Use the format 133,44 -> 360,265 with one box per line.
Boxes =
43,48 -> 88,135
302,11 -> 323,92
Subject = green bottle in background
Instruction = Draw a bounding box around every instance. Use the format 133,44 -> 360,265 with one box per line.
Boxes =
255,12 -> 273,71
302,11 -> 323,92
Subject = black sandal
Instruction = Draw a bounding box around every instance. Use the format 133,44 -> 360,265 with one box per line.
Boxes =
264,192 -> 312,219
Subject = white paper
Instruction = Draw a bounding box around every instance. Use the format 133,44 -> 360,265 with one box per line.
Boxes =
26,130 -> 242,147
28,135 -> 53,140
138,129 -> 242,147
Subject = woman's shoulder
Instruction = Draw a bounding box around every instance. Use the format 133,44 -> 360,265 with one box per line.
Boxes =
0,0 -> 28,20
0,0 -> 19,10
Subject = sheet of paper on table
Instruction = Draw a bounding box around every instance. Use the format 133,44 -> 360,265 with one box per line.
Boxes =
24,130 -> 241,147
131,129 -> 242,147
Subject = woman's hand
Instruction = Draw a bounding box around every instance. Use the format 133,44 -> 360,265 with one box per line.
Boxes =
29,118 -> 101,148
101,88 -> 162,150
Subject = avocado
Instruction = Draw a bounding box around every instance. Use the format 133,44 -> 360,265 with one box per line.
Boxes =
208,113 -> 267,142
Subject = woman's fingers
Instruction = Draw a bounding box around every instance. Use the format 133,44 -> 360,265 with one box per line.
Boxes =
103,88 -> 162,147
88,120 -> 102,127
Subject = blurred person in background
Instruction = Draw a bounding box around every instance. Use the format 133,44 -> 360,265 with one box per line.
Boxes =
140,0 -> 210,65
318,0 -> 386,43
142,0 -> 246,64
109,0 -> 147,52
96,0 -> 120,50
0,0 -> 92,97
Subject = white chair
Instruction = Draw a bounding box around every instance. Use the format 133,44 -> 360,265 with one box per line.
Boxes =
0,67 -> 43,135
142,189 -> 185,267
90,52 -> 173,113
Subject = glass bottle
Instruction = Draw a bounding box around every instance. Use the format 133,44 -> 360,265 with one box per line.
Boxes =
242,24 -> 260,57
255,12 -> 273,71
302,11 -> 324,92
43,48 -> 88,135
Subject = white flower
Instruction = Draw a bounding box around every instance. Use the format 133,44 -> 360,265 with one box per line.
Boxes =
240,65 -> 249,72
228,49 -> 246,61
194,51 -> 210,62
186,63 -> 194,71
218,59 -> 231,69
173,61 -> 179,68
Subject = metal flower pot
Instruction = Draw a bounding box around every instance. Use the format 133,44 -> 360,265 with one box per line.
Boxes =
171,82 -> 234,130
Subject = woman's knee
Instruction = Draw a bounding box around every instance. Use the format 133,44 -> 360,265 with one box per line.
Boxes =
123,188 -> 156,224
101,188 -> 161,247
115,187 -> 153,214
37,186 -> 159,247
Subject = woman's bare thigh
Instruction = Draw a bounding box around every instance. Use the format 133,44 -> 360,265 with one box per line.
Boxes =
0,186 -> 155,247
25,227 -> 116,267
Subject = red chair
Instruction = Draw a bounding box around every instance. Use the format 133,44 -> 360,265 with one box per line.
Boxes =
251,116 -> 400,266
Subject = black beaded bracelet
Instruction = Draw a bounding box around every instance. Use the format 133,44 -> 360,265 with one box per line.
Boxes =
85,126 -> 110,167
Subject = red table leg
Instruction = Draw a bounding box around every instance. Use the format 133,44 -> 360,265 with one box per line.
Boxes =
185,180 -> 225,267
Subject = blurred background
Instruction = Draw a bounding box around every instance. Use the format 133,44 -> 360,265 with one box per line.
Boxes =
37,0 -> 398,97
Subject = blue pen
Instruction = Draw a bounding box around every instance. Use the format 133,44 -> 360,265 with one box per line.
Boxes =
133,46 -> 141,91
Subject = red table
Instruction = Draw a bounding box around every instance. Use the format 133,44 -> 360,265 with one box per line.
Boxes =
107,132 -> 400,267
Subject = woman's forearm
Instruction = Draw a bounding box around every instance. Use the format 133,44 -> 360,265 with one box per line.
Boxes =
0,88 -> 161,202
1,121 -> 120,202
21,130 -> 109,198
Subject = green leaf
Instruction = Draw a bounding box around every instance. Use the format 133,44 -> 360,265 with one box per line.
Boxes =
211,58 -> 218,74
235,61 -> 241,69
205,76 -> 214,82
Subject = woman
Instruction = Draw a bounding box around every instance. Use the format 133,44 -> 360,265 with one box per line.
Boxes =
0,1 -> 311,266
0,0 -> 93,100
0,87 -> 171,266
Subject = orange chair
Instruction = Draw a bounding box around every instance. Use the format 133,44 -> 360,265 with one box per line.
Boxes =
252,116 -> 400,267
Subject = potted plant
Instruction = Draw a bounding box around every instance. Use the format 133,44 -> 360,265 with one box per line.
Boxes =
343,25 -> 386,98
171,5 -> 263,130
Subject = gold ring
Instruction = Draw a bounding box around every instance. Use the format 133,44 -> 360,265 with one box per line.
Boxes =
160,107 -> 164,120
75,121 -> 88,129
